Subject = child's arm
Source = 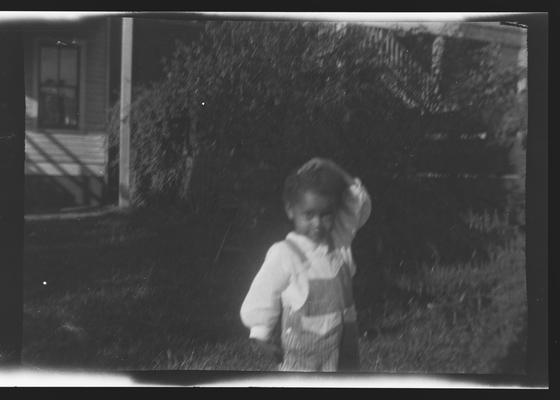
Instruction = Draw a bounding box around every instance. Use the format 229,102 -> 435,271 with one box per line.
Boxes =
240,243 -> 291,343
338,175 -> 372,234
332,164 -> 372,277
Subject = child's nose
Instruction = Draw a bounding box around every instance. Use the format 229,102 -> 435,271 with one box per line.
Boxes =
311,215 -> 321,227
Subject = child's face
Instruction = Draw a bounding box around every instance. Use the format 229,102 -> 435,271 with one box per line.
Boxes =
286,190 -> 336,244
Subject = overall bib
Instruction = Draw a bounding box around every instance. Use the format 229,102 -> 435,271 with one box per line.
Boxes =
279,238 -> 360,372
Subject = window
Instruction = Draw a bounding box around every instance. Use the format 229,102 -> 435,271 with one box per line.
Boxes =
38,42 -> 80,129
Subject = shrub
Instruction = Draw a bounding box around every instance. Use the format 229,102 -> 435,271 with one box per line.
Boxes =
357,227 -> 526,373
107,20 -> 525,268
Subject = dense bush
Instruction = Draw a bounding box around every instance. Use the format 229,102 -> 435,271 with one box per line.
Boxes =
108,20 -> 525,267
357,226 -> 527,373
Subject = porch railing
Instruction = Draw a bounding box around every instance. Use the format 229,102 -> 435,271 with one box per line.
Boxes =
371,27 -> 439,113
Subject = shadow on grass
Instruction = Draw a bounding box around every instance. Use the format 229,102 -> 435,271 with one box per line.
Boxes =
23,206 -> 266,370
22,205 -> 527,373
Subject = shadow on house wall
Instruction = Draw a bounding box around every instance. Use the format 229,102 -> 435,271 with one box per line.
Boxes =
25,130 -> 106,213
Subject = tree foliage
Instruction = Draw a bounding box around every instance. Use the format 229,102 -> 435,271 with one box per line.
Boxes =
108,20 -> 526,267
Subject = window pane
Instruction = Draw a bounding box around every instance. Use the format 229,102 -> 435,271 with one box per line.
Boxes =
60,47 -> 78,87
39,90 -> 61,126
40,46 -> 58,85
60,87 -> 78,126
38,44 -> 80,128
39,86 -> 58,95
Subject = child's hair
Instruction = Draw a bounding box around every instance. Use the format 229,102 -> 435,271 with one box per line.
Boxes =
283,164 -> 347,208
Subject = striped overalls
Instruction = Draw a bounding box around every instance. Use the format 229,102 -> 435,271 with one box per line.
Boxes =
278,238 -> 360,372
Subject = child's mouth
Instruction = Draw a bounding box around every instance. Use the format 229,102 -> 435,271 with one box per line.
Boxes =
310,229 -> 325,240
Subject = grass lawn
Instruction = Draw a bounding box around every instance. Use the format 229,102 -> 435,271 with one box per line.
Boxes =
22,206 -> 527,373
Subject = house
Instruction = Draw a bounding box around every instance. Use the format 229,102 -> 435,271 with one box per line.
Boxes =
23,16 -> 526,213
23,16 -> 202,213
24,17 -> 112,212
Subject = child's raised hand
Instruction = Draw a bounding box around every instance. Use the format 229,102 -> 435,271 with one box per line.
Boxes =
297,157 -> 326,174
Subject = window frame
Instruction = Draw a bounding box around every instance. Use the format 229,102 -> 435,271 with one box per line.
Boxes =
37,40 -> 81,130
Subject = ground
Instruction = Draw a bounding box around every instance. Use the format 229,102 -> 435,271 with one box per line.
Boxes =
22,205 -> 527,374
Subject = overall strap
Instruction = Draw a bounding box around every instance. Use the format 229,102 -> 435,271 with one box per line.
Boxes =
283,238 -> 309,266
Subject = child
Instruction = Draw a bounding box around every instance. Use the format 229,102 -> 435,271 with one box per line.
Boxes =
240,158 -> 372,372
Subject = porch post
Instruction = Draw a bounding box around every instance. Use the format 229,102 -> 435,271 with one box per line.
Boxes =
119,17 -> 133,207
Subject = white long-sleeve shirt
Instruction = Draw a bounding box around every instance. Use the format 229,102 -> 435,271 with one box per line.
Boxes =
240,178 -> 372,341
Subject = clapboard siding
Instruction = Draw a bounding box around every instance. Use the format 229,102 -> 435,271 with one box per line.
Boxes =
25,129 -> 107,210
25,131 -> 107,177
84,21 -> 109,132
26,162 -> 106,177
25,174 -> 105,211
